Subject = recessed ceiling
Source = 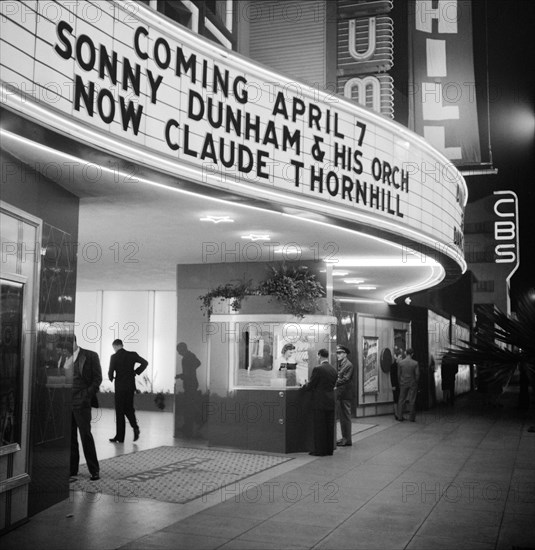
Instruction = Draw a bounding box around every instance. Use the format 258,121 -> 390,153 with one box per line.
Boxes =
2,129 -> 445,302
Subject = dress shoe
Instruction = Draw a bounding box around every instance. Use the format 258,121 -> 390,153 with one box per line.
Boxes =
396,417 -> 404,422
336,439 -> 346,446
133,427 -> 140,442
338,442 -> 352,447
109,437 -> 123,443
89,474 -> 100,481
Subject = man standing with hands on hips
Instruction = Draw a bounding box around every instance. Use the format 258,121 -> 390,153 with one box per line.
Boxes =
108,339 -> 148,443
335,345 -> 354,447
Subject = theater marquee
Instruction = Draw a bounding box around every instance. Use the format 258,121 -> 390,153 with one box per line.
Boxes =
0,0 -> 467,265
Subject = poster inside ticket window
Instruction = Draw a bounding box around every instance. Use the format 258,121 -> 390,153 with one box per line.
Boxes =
363,336 -> 379,393
236,328 -> 275,388
236,322 -> 332,388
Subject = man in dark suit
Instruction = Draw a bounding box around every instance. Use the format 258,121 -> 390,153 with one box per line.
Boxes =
108,339 -> 148,443
70,336 -> 102,481
441,352 -> 458,406
390,353 -> 401,419
302,349 -> 338,456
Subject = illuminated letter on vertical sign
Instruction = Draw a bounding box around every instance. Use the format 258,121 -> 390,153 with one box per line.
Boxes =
494,192 -> 519,265
415,0 -> 458,33
337,0 -> 394,117
344,76 -> 381,112
408,0 -> 481,166
492,190 -> 519,315
348,18 -> 376,60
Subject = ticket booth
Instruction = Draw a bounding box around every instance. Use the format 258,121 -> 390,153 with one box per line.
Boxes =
175,261 -> 336,453
204,297 -> 337,453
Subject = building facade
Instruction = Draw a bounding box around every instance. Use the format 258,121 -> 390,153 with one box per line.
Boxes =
1,0 -> 472,531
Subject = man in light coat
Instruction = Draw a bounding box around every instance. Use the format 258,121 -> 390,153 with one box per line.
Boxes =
396,348 -> 420,422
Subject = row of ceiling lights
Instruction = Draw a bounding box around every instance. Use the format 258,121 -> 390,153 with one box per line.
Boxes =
200,215 -> 268,241
199,215 -> 377,290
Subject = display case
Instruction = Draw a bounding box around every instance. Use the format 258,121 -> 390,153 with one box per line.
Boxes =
235,320 -> 334,389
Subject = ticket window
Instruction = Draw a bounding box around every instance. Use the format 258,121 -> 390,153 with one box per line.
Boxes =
234,321 -> 335,389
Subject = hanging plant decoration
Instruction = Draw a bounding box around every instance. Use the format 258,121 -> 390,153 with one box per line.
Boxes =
198,279 -> 253,317
257,264 -> 325,319
198,265 -> 325,319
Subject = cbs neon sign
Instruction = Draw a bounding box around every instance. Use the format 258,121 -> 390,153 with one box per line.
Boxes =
493,190 -> 518,264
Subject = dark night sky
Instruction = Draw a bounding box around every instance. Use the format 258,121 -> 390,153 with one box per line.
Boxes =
471,0 -> 535,307
392,0 -> 534,308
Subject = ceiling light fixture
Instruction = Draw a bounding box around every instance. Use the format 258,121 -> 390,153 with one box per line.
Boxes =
331,258 -> 441,267
241,234 -> 270,241
358,285 -> 377,290
273,245 -> 301,253
383,264 -> 445,305
343,278 -> 365,284
337,298 -> 384,304
199,216 -> 234,223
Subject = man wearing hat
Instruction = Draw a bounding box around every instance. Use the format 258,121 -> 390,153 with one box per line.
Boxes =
334,345 -> 354,446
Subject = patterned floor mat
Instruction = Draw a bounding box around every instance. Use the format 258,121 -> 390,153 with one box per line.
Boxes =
71,446 -> 293,504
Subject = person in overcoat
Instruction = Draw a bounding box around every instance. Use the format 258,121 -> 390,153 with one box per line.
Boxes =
302,349 -> 338,456
335,345 -> 354,446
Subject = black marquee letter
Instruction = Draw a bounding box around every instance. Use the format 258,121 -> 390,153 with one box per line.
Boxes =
55,20 -> 73,60
165,119 -> 180,151
134,26 -> 149,60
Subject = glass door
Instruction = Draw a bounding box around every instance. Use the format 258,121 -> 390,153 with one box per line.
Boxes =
0,279 -> 24,449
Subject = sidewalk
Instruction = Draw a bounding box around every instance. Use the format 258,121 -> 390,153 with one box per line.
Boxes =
2,391 -> 535,550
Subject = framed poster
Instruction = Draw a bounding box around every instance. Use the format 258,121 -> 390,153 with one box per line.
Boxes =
363,336 -> 379,394
394,329 -> 407,361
